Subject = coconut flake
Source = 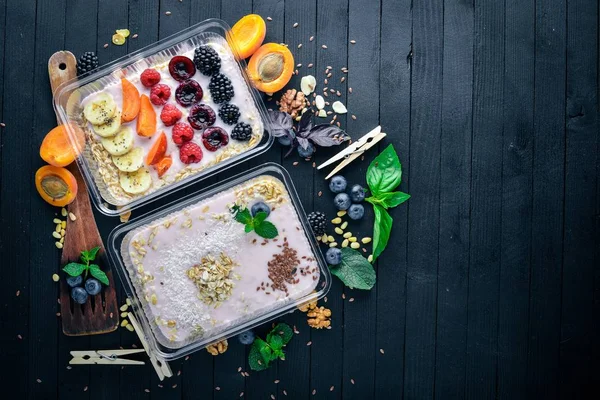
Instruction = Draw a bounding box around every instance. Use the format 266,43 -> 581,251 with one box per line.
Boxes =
315,95 -> 325,110
300,75 -> 317,95
332,101 -> 347,114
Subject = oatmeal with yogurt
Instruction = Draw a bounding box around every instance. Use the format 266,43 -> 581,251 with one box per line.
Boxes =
78,35 -> 264,206
121,175 -> 320,348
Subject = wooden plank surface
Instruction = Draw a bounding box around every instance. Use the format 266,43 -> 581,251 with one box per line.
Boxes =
0,1 -> 599,398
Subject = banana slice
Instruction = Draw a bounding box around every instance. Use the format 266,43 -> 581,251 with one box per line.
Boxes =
101,126 -> 134,155
112,147 -> 144,172
119,167 -> 152,194
93,110 -> 122,137
84,92 -> 117,125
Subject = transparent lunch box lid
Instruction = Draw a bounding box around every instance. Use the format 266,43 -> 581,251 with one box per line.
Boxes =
53,19 -> 273,216
106,163 -> 331,361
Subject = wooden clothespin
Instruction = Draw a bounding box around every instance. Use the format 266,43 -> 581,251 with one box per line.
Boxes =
68,313 -> 173,381
70,349 -> 146,365
317,126 -> 387,179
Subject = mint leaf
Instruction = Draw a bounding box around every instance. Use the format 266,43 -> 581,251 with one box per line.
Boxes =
271,323 -> 294,345
253,211 -> 268,225
268,335 -> 284,351
249,339 -> 270,371
62,262 -> 86,277
273,348 -> 285,360
329,248 -> 376,290
245,224 -> 254,233
372,205 -> 393,261
80,246 -> 100,263
254,221 -> 278,239
366,144 -> 402,195
89,264 -> 110,286
259,342 -> 273,362
233,206 -> 253,225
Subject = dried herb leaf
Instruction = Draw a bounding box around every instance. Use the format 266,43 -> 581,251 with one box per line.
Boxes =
268,110 -> 293,138
307,125 -> 350,147
296,109 -> 313,138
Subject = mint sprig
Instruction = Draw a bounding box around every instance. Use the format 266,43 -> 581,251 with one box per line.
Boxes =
248,323 -> 293,371
61,246 -> 109,286
364,144 -> 410,261
329,248 -> 376,290
231,205 -> 279,239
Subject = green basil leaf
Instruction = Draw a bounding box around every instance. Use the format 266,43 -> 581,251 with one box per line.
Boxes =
249,339 -> 270,371
366,144 -> 402,195
329,248 -> 376,290
233,207 -> 253,225
89,264 -> 110,286
271,323 -> 293,345
253,211 -> 268,225
372,205 -> 393,261
378,191 -> 410,209
365,196 -> 386,209
62,262 -> 86,277
254,221 -> 278,239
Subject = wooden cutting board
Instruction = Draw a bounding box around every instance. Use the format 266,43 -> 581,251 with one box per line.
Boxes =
49,51 -> 119,336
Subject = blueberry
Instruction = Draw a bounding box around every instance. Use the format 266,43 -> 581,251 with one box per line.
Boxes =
85,278 -> 102,296
237,330 -> 256,345
347,204 -> 365,220
277,129 -> 295,146
251,201 -> 271,217
66,275 -> 83,288
297,142 -> 315,158
71,287 -> 88,304
329,175 -> 347,193
333,193 -> 351,210
350,184 -> 366,202
326,247 -> 343,265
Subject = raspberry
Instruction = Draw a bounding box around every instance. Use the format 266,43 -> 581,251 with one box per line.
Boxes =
150,84 -> 171,106
172,122 -> 194,146
179,142 -> 203,164
160,104 -> 182,126
140,68 -> 161,87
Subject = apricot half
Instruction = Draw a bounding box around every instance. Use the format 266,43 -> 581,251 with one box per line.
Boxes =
40,124 -> 85,167
35,165 -> 78,207
247,43 -> 294,93
230,14 -> 266,59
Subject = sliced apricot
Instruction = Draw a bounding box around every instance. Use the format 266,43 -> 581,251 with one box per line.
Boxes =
230,14 -> 266,59
247,43 -> 294,93
137,94 -> 157,137
146,132 -> 167,165
35,165 -> 78,207
154,156 -> 172,178
40,124 -> 85,167
121,78 -> 141,122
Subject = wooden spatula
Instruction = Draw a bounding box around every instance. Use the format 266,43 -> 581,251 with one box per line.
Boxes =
49,51 -> 119,336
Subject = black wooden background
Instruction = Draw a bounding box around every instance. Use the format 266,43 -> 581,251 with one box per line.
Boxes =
1,0 -> 599,398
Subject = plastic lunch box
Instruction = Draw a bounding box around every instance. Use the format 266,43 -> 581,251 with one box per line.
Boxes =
53,19 -> 273,216
107,163 -> 331,361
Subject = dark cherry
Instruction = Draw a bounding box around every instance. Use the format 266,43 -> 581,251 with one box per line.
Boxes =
188,103 -> 216,130
202,127 -> 229,151
168,56 -> 196,81
175,79 -> 203,107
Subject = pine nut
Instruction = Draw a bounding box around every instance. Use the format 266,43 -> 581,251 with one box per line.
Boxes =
327,235 -> 335,242
53,218 -> 62,224
350,242 -> 360,249
61,208 -> 67,217
68,212 -> 76,221
340,221 -> 348,230
52,274 -> 60,282
61,221 -> 66,228
121,312 -> 128,318
120,304 -> 129,311
361,237 -> 372,244
368,255 -> 374,263
343,232 -> 352,238
331,217 -> 342,224
52,232 -> 61,239
125,324 -> 134,332
329,242 -> 338,248
337,210 -> 346,217
55,242 -> 63,249
349,237 -> 357,242
121,319 -> 129,327
334,227 -> 344,235
55,224 -> 61,233
342,239 -> 349,247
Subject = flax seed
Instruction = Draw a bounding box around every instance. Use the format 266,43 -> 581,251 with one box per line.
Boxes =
267,16 -> 273,21
293,22 -> 299,27
322,45 -> 327,49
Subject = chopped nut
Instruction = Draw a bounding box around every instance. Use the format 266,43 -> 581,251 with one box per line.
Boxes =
278,89 -> 308,119
206,339 -> 228,356
307,306 -> 331,329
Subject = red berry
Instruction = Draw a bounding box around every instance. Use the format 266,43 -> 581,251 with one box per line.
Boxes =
179,142 -> 203,164
140,68 -> 161,87
172,122 -> 194,146
150,84 -> 171,106
160,104 -> 182,126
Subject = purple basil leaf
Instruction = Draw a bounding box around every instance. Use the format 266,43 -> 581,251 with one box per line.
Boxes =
284,144 -> 295,158
268,109 -> 293,137
296,109 -> 314,138
297,137 -> 310,150
307,124 -> 350,147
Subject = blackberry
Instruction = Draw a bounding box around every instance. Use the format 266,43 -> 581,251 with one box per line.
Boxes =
193,45 -> 221,76
76,52 -> 99,76
307,211 -> 327,237
231,122 -> 252,141
218,103 -> 240,125
209,73 -> 234,104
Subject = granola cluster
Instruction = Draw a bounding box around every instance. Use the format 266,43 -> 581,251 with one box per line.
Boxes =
186,252 -> 239,307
